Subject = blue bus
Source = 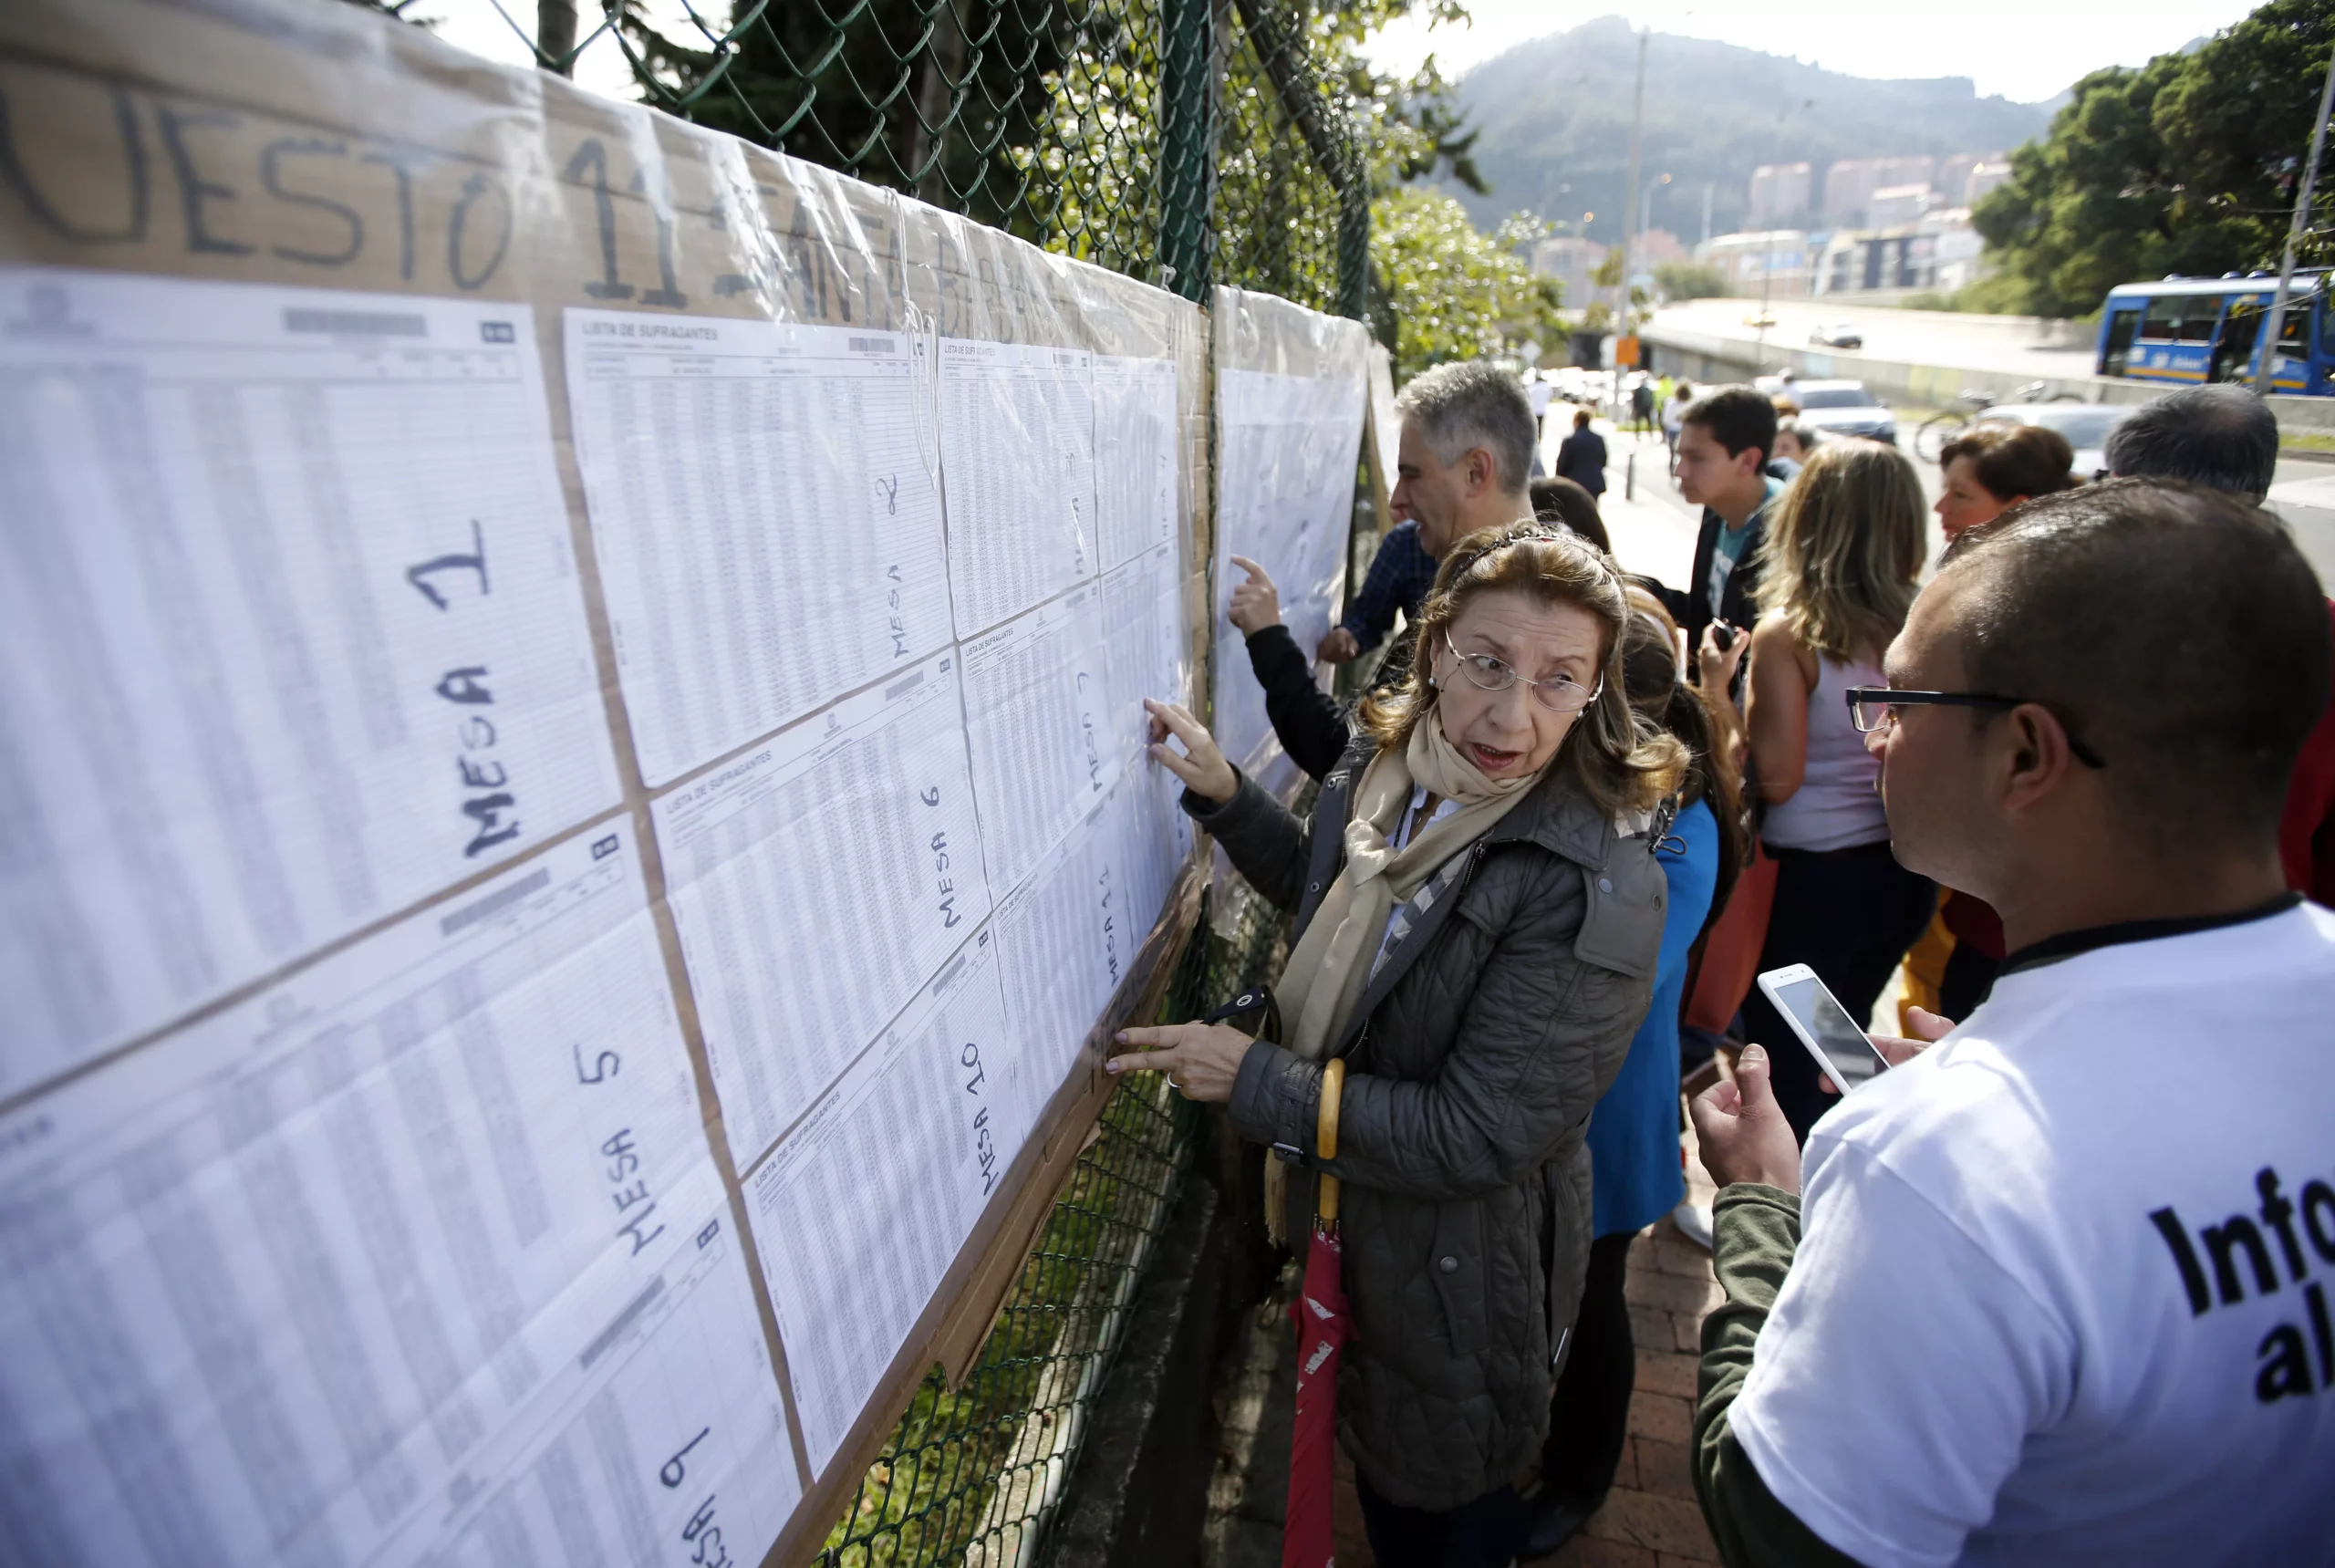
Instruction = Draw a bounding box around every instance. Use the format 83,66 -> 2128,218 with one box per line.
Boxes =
2095,273 -> 2332,394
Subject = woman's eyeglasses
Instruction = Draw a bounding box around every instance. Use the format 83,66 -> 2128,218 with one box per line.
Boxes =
1443,629 -> 1602,714
1846,687 -> 2106,769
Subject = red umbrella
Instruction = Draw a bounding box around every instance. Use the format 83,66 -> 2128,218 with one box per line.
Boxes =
1283,1058 -> 1350,1568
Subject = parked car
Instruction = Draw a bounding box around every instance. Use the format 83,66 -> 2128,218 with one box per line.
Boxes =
1971,402 -> 2136,481
1808,322 -> 1864,348
1789,379 -> 1898,444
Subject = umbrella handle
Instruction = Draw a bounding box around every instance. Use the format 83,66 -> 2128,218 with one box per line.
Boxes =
1316,1058 -> 1344,1225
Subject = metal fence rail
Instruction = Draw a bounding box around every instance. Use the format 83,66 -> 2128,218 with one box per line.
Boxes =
380,3 -> 1364,1560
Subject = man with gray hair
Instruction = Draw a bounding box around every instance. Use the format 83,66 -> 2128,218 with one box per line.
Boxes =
2103,382 -> 2279,500
1385,359 -> 1539,557
1228,359 -> 1538,777
2104,379 -> 2333,904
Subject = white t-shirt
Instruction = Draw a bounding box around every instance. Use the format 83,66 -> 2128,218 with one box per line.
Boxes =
1729,900 -> 2335,1568
1527,380 -> 1555,417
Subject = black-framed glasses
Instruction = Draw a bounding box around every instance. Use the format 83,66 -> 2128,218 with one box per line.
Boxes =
1845,688 -> 2106,769
1442,628 -> 1602,713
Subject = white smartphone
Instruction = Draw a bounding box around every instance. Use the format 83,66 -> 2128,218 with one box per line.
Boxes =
1756,964 -> 1892,1094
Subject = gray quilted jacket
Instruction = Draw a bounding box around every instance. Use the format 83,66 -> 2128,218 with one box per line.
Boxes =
1189,734 -> 1666,1511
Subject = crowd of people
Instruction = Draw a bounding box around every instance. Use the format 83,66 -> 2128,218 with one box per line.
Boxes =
1107,367 -> 2335,1565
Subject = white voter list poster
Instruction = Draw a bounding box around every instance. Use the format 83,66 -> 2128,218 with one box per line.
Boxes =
0,823 -> 795,1568
368,1188 -> 797,1568
750,932 -> 1021,1478
0,269 -> 618,1096
1100,543 -> 1194,937
652,652 -> 993,1173
939,339 -> 1097,636
1211,366 -> 1367,774
565,310 -> 951,786
990,807 -> 1126,1112
1090,354 -> 1178,573
960,583 -> 1120,899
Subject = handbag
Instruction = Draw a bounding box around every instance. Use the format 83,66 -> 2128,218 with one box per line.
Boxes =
1683,838 -> 1778,1037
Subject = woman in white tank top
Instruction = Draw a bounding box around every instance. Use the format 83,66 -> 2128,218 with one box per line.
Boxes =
1728,439 -> 1936,1140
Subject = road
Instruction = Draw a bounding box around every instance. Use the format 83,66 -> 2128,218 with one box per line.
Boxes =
1650,297 -> 2100,389
1547,415 -> 2335,595
2267,466 -> 2335,588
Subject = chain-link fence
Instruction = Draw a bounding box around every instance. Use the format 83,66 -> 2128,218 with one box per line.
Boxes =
817,889 -> 1287,1565
420,0 -> 1370,316
369,2 -> 1360,1560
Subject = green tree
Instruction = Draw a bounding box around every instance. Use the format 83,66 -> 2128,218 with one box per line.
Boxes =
1654,261 -> 1727,301
1576,245 -> 1649,336
1974,0 -> 2335,317
1369,189 -> 1563,377
599,0 -> 1548,363
2155,0 -> 2335,264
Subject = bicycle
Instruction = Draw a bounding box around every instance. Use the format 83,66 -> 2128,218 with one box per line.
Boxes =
1914,379 -> 2087,462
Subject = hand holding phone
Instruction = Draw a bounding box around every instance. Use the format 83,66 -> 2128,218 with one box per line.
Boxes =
1697,621 -> 1749,709
1820,1006 -> 1955,1095
1757,965 -> 1893,1096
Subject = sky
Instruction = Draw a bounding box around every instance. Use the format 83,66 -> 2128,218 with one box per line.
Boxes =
416,0 -> 2258,109
1360,0 -> 2261,105
413,0 -> 700,102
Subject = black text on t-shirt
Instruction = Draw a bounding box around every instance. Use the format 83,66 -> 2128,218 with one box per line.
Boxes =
2151,1165 -> 2335,1406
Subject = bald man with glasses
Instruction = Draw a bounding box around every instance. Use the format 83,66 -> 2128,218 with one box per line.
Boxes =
1684,481 -> 2335,1566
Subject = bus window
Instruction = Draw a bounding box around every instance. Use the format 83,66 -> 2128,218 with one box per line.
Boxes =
2140,297 -> 2182,339
2178,297 -> 2226,343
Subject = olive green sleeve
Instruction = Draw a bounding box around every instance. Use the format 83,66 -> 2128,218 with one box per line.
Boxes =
1692,1185 -> 1863,1568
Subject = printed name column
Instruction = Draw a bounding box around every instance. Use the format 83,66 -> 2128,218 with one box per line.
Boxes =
652,652 -> 993,1172
939,339 -> 1097,636
748,936 -> 1023,1477
565,310 -> 950,787
960,585 -> 1120,898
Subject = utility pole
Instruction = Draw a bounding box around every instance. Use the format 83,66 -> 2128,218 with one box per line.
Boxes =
2258,45 -> 2335,399
537,0 -> 576,74
1701,182 -> 1714,248
1618,29 -> 1646,347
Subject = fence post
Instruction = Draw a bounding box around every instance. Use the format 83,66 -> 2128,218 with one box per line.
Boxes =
1158,0 -> 1217,303
1336,182 -> 1369,323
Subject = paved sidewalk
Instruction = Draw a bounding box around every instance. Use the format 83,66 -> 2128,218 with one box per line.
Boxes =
1541,417 -> 1701,592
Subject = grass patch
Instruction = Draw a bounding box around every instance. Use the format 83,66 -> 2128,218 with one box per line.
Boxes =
2279,430 -> 2335,457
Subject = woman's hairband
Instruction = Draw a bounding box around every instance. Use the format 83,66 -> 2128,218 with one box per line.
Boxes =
1448,525 -> 1614,583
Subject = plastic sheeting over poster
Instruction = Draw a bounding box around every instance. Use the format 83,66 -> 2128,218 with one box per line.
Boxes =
0,0 -> 1219,1561
1209,286 -> 1373,790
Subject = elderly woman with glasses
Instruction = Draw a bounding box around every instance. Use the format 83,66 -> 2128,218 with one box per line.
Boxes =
1109,523 -> 1682,1567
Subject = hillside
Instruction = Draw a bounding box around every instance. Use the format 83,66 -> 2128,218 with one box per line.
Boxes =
1444,16 -> 2054,244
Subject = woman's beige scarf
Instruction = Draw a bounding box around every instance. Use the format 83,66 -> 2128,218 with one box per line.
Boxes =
1264,714 -> 1549,1240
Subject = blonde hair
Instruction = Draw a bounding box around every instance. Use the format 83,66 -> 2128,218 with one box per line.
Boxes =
1756,441 -> 1927,661
1359,522 -> 1686,816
